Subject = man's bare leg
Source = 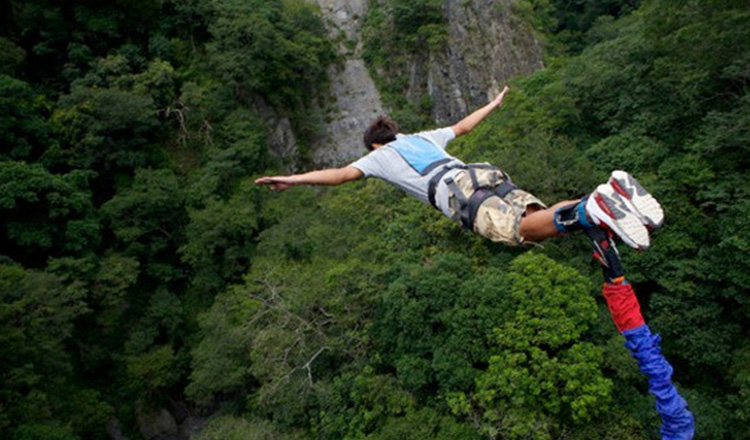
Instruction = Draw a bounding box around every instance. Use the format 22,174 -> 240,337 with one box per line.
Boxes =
519,200 -> 581,243
519,199 -> 627,280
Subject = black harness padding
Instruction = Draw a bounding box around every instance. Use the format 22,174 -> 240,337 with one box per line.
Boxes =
428,163 -> 517,230
466,187 -> 496,229
492,180 -> 517,198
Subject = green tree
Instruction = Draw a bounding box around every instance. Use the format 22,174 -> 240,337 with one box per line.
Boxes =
450,253 -> 611,440
371,253 -> 511,395
207,0 -> 334,106
185,109 -> 268,204
46,254 -> 141,377
100,168 -> 186,275
313,368 -> 416,439
0,39 -> 25,75
0,263 -> 110,439
0,75 -> 53,161
180,180 -> 264,295
185,285 -> 257,406
361,0 -> 448,131
365,407 -> 480,440
0,161 -> 98,265
51,55 -> 165,187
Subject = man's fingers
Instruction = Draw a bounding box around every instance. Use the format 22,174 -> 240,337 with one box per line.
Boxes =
255,176 -> 292,191
270,183 -> 289,191
255,176 -> 280,185
497,85 -> 510,100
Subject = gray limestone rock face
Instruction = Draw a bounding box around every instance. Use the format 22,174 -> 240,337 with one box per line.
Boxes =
308,0 -> 385,167
259,0 -> 383,170
305,0 -> 544,167
253,97 -> 299,169
311,58 -> 385,166
267,0 -> 544,169
382,0 -> 545,125
312,0 -> 369,43
431,0 -> 545,123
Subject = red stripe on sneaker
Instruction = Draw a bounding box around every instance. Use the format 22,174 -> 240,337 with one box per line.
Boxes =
595,193 -> 614,218
610,179 -> 631,199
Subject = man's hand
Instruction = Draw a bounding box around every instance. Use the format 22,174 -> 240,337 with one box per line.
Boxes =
451,84 -> 511,137
255,176 -> 296,191
490,85 -> 510,108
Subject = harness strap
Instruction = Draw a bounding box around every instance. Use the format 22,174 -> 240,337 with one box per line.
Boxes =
493,180 -> 517,198
469,168 -> 480,190
420,157 -> 453,176
427,165 -> 464,208
466,188 -> 496,230
463,181 -> 518,230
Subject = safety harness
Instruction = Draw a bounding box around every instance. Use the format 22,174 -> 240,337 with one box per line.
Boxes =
427,164 -> 517,230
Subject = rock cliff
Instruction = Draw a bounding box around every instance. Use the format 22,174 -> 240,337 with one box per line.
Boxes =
308,0 -> 385,166
269,0 -> 545,168
430,0 -> 545,123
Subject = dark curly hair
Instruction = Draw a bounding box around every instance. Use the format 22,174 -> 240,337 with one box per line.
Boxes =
363,116 -> 399,151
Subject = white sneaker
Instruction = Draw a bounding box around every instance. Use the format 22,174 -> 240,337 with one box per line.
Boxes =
609,170 -> 664,228
586,184 -> 651,250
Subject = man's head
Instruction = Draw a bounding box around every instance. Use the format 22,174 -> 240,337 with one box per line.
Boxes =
363,116 -> 398,151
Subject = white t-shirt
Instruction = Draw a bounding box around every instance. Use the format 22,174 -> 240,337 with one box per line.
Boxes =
349,127 -> 465,219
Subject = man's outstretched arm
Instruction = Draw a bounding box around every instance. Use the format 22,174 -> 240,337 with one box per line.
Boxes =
255,166 -> 364,191
451,85 -> 510,137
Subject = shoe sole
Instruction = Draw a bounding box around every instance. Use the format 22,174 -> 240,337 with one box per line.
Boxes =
609,171 -> 664,228
586,184 -> 650,250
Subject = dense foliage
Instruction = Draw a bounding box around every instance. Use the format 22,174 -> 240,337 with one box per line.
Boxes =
1,0 -> 334,438
2,0 -> 749,439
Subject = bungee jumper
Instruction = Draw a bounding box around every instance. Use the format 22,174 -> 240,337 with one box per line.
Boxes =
255,85 -> 695,439
255,86 -> 661,252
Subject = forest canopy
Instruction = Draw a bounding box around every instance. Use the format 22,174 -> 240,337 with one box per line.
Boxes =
2,0 -> 750,439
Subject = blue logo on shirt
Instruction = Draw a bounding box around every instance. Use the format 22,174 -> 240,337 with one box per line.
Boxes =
389,136 -> 450,175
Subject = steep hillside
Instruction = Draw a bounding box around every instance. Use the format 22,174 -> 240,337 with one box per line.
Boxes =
362,0 -> 544,130
306,0 -> 545,166
308,0 -> 385,166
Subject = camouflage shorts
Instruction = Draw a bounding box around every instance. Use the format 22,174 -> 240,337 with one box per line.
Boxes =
447,168 -> 547,246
